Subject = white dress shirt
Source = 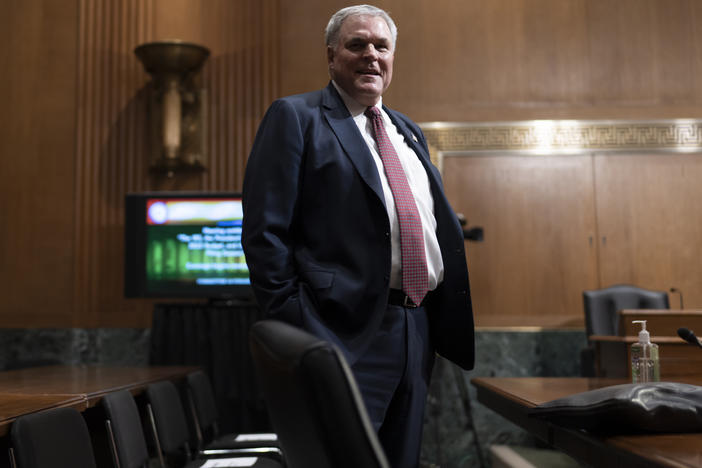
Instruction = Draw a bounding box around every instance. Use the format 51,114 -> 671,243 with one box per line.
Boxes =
332,81 -> 444,291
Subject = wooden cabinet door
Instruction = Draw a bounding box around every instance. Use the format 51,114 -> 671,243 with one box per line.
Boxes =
594,153 -> 702,308
442,153 -> 599,327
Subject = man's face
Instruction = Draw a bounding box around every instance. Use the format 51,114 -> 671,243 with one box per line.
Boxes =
327,15 -> 394,107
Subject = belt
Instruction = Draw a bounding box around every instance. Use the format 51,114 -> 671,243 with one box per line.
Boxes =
388,289 -> 420,308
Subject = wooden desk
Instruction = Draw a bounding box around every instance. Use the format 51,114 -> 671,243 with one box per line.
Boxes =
588,309 -> 702,379
472,377 -> 702,468
619,310 -> 702,337
590,335 -> 702,379
0,365 -> 198,406
0,394 -> 86,438
0,365 -> 197,436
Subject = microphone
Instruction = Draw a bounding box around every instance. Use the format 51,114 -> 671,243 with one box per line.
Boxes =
455,213 -> 484,242
456,213 -> 467,227
670,287 -> 684,309
677,327 -> 702,348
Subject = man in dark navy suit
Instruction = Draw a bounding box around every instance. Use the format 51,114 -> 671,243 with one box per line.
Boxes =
242,5 -> 474,467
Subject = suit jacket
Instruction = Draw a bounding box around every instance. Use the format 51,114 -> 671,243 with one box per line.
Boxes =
242,82 -> 475,370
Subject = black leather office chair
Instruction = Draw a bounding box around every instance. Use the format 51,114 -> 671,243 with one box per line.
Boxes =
249,319 -> 390,468
581,284 -> 670,376
145,380 -> 282,468
185,370 -> 281,457
102,390 -> 150,468
10,407 -> 97,468
583,284 -> 670,337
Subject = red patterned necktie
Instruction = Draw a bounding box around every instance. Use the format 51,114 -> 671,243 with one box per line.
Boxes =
365,106 -> 429,306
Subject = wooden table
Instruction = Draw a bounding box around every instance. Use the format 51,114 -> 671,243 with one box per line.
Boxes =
472,377 -> 702,467
0,365 -> 197,436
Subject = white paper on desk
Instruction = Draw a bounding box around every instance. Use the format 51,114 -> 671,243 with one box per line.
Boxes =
234,433 -> 278,442
200,457 -> 257,467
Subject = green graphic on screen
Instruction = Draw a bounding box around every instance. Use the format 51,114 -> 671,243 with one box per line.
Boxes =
147,225 -> 249,284
144,199 -> 250,293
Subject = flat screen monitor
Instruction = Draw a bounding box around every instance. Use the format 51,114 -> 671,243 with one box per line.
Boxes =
124,191 -> 252,300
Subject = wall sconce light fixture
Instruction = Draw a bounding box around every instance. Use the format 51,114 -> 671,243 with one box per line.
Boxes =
135,40 -> 210,177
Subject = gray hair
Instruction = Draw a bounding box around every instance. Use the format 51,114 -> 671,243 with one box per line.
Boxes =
325,5 -> 398,50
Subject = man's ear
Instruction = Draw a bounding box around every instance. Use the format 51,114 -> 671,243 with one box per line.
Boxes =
327,46 -> 336,77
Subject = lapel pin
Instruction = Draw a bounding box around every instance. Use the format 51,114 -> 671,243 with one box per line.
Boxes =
412,134 -> 418,142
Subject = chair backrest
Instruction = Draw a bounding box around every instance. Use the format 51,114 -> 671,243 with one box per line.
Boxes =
145,381 -> 191,463
185,370 -> 219,445
102,390 -> 150,468
11,407 -> 97,468
583,284 -> 670,336
249,320 -> 389,468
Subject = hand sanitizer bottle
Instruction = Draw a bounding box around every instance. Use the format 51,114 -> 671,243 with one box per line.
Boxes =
631,320 -> 660,383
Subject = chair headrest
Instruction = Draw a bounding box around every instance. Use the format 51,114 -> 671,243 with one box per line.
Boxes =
249,319 -> 330,368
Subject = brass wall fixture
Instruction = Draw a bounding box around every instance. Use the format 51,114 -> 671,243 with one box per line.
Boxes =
134,40 -> 210,177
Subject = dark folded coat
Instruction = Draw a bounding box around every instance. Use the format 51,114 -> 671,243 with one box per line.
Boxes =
529,382 -> 702,433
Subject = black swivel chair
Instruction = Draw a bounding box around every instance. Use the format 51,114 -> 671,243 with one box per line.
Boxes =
185,370 -> 281,458
581,284 -> 670,376
145,380 -> 282,468
102,390 -> 150,468
10,407 -> 97,468
249,319 -> 390,468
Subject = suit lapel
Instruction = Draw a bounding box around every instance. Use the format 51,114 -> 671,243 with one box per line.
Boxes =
385,107 -> 462,242
322,84 -> 385,206
385,106 -> 443,190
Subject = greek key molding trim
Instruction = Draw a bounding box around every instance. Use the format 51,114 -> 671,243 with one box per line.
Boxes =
419,119 -> 702,154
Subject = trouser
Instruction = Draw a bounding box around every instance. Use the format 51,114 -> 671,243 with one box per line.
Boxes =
351,303 -> 434,468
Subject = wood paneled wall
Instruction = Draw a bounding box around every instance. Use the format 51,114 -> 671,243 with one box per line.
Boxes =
441,148 -> 702,327
2,0 -> 702,328
443,154 -> 600,327
1,0 -> 79,326
281,0 -> 702,122
1,0 -> 279,327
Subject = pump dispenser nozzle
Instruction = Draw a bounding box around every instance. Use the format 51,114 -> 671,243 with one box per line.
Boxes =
632,320 -> 651,344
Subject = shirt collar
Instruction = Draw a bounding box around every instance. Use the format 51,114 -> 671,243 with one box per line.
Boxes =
331,80 -> 383,117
